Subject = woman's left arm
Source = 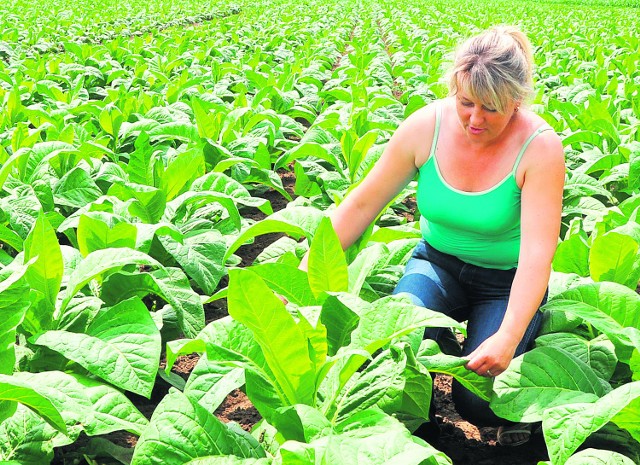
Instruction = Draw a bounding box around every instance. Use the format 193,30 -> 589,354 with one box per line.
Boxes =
466,130 -> 565,377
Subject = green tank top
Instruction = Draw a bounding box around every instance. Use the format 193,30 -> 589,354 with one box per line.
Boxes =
416,104 -> 552,270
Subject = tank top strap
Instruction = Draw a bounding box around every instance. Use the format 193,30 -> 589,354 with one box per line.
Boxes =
511,125 -> 554,175
428,102 -> 443,159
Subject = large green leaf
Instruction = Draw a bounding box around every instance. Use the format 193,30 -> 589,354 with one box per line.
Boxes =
329,346 -> 406,423
295,306 -> 328,373
315,349 -> 370,415
56,295 -> 102,333
108,182 -> 167,224
191,172 -> 272,215
0,145 -> 31,192
101,267 -> 205,338
629,143 -> 640,191
228,268 -> 316,405
168,317 -> 279,418
53,166 -> 102,208
543,382 -> 640,465
0,263 -> 31,376
579,449 -> 635,465
99,105 -> 124,138
0,375 -> 66,434
276,409 -> 451,465
169,315 -> 265,379
348,294 -> 464,354
563,131 -> 604,149
536,333 -> 618,381
8,371 -> 89,444
347,243 -> 388,296
61,247 -> 162,312
191,96 -> 222,140
491,346 -> 610,422
160,148 -> 205,201
225,207 -> 323,261
135,222 -> 182,253
183,356 -> 245,412
2,187 -> 41,239
272,404 -> 334,443
274,139 -> 343,173
236,167 -> 292,201
543,283 -> 640,362
131,388 -> 266,465
631,343 -> 640,381
249,262 -> 317,306
320,294 -> 361,356
367,225 -> 422,244
417,340 -> 493,402
345,129 -> 379,183
0,405 -> 59,465
11,371 -> 148,440
77,212 -> 138,256
398,345 -> 434,428
31,297 -> 161,397
590,232 -> 640,288
163,190 -> 242,230
308,217 -> 348,298
71,373 -> 148,436
0,223 -> 24,252
244,368 -> 288,426
159,231 -> 227,295
126,132 -> 156,186
553,232 -> 590,277
20,142 -> 77,185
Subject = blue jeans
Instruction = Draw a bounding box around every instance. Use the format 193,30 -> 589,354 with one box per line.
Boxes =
392,240 -> 544,427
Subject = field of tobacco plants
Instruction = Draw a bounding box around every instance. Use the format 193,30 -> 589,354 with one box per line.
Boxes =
1,0 -> 640,463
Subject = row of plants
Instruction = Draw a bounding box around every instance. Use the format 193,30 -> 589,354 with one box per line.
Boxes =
0,0 -> 242,56
0,0 -> 639,464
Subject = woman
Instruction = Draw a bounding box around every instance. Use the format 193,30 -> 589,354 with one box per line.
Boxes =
302,26 -> 564,445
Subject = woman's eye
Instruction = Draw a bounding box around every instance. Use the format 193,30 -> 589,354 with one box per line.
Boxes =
483,106 -> 497,113
461,101 -> 473,107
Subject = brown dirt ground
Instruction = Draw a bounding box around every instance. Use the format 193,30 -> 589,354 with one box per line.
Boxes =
53,169 -> 548,465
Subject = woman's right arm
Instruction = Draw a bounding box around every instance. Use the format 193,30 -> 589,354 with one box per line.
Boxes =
300,103 -> 437,269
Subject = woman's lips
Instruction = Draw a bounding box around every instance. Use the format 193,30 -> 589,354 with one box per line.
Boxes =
469,126 -> 485,135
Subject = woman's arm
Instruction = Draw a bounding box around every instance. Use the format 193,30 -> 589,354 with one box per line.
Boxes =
466,129 -> 565,377
299,104 -> 437,269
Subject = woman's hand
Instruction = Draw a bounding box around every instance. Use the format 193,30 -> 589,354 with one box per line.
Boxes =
464,330 -> 521,377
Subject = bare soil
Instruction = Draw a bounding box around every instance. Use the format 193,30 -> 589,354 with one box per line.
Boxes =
430,375 -> 548,464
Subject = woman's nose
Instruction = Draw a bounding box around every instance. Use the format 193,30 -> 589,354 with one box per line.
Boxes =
469,108 -> 484,125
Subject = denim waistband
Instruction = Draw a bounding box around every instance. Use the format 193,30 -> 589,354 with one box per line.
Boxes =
410,240 -> 517,294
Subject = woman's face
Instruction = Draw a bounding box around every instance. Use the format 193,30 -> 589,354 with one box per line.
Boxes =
454,90 -> 519,145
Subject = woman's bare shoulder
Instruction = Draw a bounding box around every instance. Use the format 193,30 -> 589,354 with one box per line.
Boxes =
527,129 -> 564,164
519,109 -> 554,135
518,113 -> 564,170
396,99 -> 447,166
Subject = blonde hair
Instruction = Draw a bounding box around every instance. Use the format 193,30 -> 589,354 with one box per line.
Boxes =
448,26 -> 534,113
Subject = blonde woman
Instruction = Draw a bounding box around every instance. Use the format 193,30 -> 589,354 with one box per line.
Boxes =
305,26 -> 565,445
